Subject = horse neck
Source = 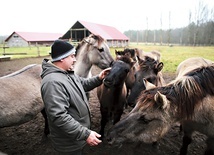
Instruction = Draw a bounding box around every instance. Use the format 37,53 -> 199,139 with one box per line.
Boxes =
74,61 -> 92,78
157,72 -> 166,86
107,82 -> 127,94
74,50 -> 92,78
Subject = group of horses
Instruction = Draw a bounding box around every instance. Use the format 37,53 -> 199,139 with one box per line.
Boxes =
0,34 -> 214,155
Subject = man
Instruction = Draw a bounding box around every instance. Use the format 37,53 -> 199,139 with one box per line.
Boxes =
40,40 -> 110,155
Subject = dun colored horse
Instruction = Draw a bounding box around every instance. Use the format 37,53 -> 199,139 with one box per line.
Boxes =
0,64 -> 49,134
107,57 -> 214,155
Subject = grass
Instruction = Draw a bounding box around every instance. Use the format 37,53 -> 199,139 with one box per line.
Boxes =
110,43 -> 214,72
0,46 -> 50,59
1,43 -> 214,73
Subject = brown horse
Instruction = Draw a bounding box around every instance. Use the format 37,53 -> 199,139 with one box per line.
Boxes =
115,50 -> 136,99
107,57 -> 214,155
97,55 -> 135,138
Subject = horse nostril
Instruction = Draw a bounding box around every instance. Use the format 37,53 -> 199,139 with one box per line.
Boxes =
106,136 -> 114,145
128,102 -> 135,107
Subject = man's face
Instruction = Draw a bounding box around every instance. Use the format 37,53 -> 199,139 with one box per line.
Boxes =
63,54 -> 76,71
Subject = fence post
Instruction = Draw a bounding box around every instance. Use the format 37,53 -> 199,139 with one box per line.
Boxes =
36,42 -> 40,57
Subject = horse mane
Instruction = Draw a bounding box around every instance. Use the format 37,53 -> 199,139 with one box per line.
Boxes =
116,55 -> 132,65
139,65 -> 214,119
138,56 -> 157,71
0,64 -> 37,79
75,34 -> 104,56
124,48 -> 135,57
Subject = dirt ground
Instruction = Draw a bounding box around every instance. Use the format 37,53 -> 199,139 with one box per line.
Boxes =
0,56 -> 207,155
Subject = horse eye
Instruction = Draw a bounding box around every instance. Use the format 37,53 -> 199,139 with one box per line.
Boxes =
110,61 -> 114,67
124,69 -> 129,73
98,47 -> 104,52
139,115 -> 150,124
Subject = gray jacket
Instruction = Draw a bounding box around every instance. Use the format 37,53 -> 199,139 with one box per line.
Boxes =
40,59 -> 102,152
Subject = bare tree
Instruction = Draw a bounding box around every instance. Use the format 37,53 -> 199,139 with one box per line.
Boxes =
160,13 -> 163,45
193,0 -> 208,45
153,30 -> 156,45
167,11 -> 171,45
188,11 -> 192,45
145,17 -> 148,45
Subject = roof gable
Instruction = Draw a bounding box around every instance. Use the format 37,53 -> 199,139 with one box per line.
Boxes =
62,20 -> 129,41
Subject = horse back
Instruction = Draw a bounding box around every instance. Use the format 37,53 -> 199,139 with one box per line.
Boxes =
0,64 -> 43,127
176,57 -> 214,79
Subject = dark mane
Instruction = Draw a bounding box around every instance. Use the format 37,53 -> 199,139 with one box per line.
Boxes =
124,48 -> 136,57
116,55 -> 132,65
139,65 -> 214,119
138,56 -> 157,71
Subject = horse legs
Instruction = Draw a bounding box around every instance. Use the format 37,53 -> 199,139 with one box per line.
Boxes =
180,134 -> 192,155
113,109 -> 123,125
180,122 -> 193,155
204,138 -> 214,155
41,108 -> 49,136
99,108 -> 109,139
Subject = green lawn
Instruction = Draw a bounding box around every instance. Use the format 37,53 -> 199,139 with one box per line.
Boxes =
111,43 -> 214,72
1,44 -> 214,73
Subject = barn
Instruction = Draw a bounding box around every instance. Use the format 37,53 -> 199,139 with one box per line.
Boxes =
61,20 -> 129,47
5,32 -> 62,47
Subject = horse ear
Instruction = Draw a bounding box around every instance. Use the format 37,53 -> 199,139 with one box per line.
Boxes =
131,61 -> 136,67
143,78 -> 156,90
136,56 -> 144,64
154,91 -> 168,110
155,62 -> 164,73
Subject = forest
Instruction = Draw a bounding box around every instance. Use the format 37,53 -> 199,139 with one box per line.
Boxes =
124,1 -> 214,46
124,21 -> 214,45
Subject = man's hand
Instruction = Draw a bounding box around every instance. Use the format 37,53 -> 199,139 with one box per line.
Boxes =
86,131 -> 102,146
99,67 -> 111,80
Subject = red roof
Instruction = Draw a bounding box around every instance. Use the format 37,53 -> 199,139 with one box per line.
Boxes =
68,20 -> 129,40
77,20 -> 129,40
5,31 -> 62,42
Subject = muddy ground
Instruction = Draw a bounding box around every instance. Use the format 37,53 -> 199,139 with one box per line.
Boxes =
0,56 -> 207,155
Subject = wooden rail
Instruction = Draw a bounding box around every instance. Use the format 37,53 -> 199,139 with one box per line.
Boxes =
0,56 -> 11,61
3,53 -> 27,55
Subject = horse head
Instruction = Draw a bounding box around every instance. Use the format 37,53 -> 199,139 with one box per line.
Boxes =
104,56 -> 135,88
74,34 -> 114,77
107,90 -> 171,146
127,56 -> 165,107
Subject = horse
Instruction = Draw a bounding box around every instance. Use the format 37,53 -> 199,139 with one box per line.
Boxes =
127,55 -> 165,107
107,57 -> 214,155
97,55 -> 135,138
115,50 -> 136,99
0,64 -> 49,135
74,34 -> 114,78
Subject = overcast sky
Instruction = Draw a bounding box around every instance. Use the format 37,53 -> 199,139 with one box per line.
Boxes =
0,0 -> 213,35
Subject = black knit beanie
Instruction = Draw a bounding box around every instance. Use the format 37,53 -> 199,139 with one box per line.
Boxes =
51,40 -> 76,62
